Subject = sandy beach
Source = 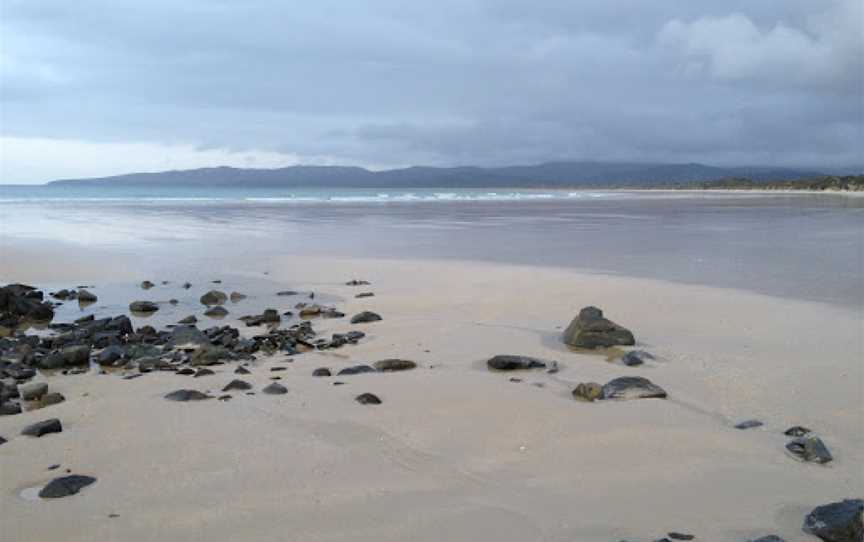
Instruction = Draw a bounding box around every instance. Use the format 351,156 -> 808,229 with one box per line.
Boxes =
1,253 -> 861,542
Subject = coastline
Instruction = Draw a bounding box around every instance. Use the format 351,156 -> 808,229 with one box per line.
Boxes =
1,254 -> 861,541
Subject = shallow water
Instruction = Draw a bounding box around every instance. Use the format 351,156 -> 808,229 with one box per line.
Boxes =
1,189 -> 861,309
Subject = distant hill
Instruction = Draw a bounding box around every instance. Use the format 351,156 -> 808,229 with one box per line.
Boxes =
47,161 -> 827,188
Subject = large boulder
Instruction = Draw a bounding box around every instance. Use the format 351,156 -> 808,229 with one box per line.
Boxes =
601,376 -> 667,400
562,306 -> 635,349
802,499 -> 863,542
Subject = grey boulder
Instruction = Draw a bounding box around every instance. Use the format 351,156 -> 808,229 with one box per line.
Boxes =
802,499 -> 863,542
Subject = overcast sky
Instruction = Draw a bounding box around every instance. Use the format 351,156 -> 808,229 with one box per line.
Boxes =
1,0 -> 861,184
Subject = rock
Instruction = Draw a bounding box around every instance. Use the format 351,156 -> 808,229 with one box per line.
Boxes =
229,292 -> 247,302
39,475 -> 96,498
74,314 -> 95,324
299,305 -> 322,317
125,344 -> 161,360
337,365 -> 377,376
52,289 -> 73,300
749,536 -> 785,542
785,426 -> 812,437
572,382 -> 603,402
222,379 -> 252,392
178,315 -> 197,324
0,403 -> 22,415
667,533 -> 695,541
21,418 -> 62,437
355,292 -> 375,298
346,280 -> 371,286
97,345 -> 125,366
176,367 -> 195,375
77,289 -> 97,302
169,299 -> 179,305
194,368 -> 214,377
190,345 -> 232,366
313,368 -> 332,377
18,382 -> 49,401
735,419 -> 764,430
356,392 -> 381,405
350,311 -> 382,324
786,434 -> 833,464
167,325 -> 209,349
140,280 -> 155,289
802,499 -> 863,542
235,366 -> 251,375
164,389 -> 211,401
373,359 -> 417,372
276,290 -> 299,296
601,376 -> 667,400
487,355 -> 546,371
621,350 -> 654,366
39,392 -> 65,407
261,309 -> 280,322
0,436 -> 5,445
182,282 -> 192,289
562,306 -> 635,349
129,301 -> 159,313
262,383 -> 287,395
203,306 -> 229,318
61,345 -> 91,366
200,290 -> 228,306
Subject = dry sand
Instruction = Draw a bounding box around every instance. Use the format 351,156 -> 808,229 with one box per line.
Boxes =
1,256 -> 861,541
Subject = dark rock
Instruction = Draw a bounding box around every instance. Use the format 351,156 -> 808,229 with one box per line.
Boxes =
18,382 -> 49,401
621,350 -> 654,366
601,376 -> 667,400
276,290 -> 299,296
572,382 -> 603,402
487,355 -> 546,371
21,418 -> 62,437
356,392 -> 381,404
346,280 -> 371,286
77,289 -> 97,302
786,434 -> 833,464
562,306 -> 635,349
200,290 -> 227,306
350,311 -> 382,324
129,301 -> 159,313
190,345 -> 233,366
39,392 -> 65,407
178,315 -> 197,324
667,534 -> 695,541
125,344 -> 161,360
0,436 -> 6,445
355,292 -> 375,298
0,403 -> 22,415
229,292 -> 247,302
164,389 -> 211,401
140,281 -> 155,289
194,368 -> 215,377
270,366 -> 286,372
749,536 -> 786,542
74,314 -> 95,324
61,345 -> 91,366
373,359 -> 417,372
785,426 -> 812,437
218,394 -> 231,401
262,309 -> 280,322
176,367 -> 195,375
222,379 -> 252,392
337,365 -> 376,376
203,306 -> 229,318
262,382 -> 287,395
235,366 -> 251,375
167,325 -> 209,349
735,419 -> 764,430
802,499 -> 863,542
182,282 -> 192,289
312,368 -> 331,377
97,345 -> 125,366
39,475 -> 96,498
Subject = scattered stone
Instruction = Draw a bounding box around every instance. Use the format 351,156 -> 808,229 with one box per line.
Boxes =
39,475 -> 97,498
182,282 -> 192,289
168,299 -> 179,305
299,304 -> 322,317
355,292 -> 375,298
786,434 -> 833,464
572,382 -> 603,402
487,355 -> 546,371
0,403 -> 22,415
164,389 -> 211,401
194,368 -> 215,377
176,368 -> 195,375
222,379 -> 252,392
235,366 -> 251,375
312,368 -> 331,377
39,392 -> 65,407
562,306 -> 635,349
621,350 -> 654,366
350,311 -> 382,324
276,290 -> 299,296
802,499 -> 863,542
509,377 -> 522,383
178,315 -> 197,324
356,392 -> 381,405
140,281 -> 155,289
129,301 -> 159,313
262,382 -> 287,395
735,419 -> 764,430
203,306 -> 229,318
346,280 -> 371,286
18,382 -> 48,401
785,426 -> 812,437
77,289 -> 97,303
270,366 -> 286,372
218,394 -> 232,401
749,536 -> 786,542
667,533 -> 695,541
373,359 -> 417,372
200,290 -> 227,306
21,418 -> 62,437
97,345 -> 125,366
229,292 -> 247,302
337,365 -> 376,376
601,376 -> 667,400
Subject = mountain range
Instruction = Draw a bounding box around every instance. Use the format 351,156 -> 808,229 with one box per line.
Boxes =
48,161 -> 830,188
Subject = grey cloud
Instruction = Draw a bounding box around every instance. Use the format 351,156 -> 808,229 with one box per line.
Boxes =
0,0 -> 861,176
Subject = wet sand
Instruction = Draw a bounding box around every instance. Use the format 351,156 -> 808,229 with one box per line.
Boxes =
0,253 -> 861,541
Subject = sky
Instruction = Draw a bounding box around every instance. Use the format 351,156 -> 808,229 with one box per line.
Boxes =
0,0 -> 861,184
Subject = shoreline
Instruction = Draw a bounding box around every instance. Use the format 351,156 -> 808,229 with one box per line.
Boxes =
1,255 -> 861,541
